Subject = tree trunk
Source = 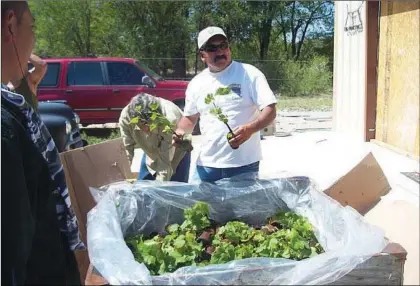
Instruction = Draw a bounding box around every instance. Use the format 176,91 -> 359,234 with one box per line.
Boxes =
71,24 -> 85,56
259,18 -> 273,61
279,14 -> 289,58
194,52 -> 199,75
171,50 -> 187,79
85,2 -> 91,55
258,1 -> 276,61
296,19 -> 312,61
290,1 -> 297,59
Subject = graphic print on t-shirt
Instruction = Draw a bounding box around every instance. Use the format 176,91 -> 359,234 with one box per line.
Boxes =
228,83 -> 241,97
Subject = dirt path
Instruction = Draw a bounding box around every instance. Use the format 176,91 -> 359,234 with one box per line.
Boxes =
274,111 -> 332,134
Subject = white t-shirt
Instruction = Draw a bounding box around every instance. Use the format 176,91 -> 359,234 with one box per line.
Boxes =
184,61 -> 277,168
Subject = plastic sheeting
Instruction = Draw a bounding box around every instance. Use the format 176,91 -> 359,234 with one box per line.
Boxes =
87,174 -> 388,285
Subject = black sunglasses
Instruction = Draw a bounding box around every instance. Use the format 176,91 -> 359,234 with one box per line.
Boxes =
201,42 -> 229,52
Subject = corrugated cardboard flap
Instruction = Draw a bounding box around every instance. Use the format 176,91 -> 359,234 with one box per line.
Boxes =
60,138 -> 135,244
324,152 -> 391,215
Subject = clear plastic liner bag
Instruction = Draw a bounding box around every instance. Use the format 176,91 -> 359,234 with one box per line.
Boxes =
87,173 -> 388,285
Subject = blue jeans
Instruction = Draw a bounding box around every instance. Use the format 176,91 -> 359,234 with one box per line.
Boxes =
196,161 -> 260,183
138,152 -> 191,183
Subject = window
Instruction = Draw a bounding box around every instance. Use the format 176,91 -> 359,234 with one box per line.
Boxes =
67,62 -> 104,86
38,63 -> 60,87
107,62 -> 145,85
135,61 -> 163,81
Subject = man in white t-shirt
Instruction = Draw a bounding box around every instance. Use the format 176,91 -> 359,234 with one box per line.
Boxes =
173,26 -> 277,183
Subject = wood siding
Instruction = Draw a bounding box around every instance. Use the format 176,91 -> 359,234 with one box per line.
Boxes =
375,1 -> 419,157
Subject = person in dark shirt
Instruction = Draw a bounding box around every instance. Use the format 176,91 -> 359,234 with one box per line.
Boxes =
1,1 -> 83,284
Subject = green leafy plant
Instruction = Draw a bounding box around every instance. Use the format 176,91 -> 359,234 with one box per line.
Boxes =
213,221 -> 253,245
205,87 -> 238,150
125,202 -> 324,275
180,201 -> 211,232
129,102 -> 192,152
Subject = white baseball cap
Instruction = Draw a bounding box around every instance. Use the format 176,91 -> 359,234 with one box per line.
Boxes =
197,26 -> 227,49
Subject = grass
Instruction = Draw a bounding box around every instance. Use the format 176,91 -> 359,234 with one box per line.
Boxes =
277,93 -> 332,112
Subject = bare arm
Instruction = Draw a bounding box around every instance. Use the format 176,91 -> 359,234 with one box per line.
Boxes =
28,54 -> 47,86
172,114 -> 199,147
174,114 -> 199,135
229,103 -> 276,148
248,103 -> 277,133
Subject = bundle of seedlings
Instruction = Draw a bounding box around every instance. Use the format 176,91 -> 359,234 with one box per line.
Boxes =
205,87 -> 238,149
129,102 -> 193,152
125,202 -> 324,276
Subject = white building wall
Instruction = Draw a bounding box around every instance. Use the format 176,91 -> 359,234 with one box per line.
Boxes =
332,1 -> 367,141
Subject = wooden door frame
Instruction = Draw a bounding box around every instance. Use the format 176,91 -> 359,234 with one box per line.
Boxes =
364,0 -> 380,142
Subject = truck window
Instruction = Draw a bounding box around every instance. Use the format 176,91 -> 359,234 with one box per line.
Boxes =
67,62 -> 104,86
106,62 -> 145,85
38,63 -> 60,87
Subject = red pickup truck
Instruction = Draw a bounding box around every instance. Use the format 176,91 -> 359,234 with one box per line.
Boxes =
37,57 -> 189,125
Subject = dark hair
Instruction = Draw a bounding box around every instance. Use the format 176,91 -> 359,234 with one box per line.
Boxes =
128,93 -> 161,122
1,1 -> 28,26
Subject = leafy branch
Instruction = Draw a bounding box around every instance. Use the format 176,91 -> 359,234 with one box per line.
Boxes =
129,102 -> 192,152
205,87 -> 239,149
205,87 -> 232,131
129,102 -> 174,135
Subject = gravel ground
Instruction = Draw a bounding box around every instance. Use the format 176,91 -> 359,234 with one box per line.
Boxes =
80,111 -> 333,133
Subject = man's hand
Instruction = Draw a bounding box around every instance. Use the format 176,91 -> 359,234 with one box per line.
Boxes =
172,129 -> 185,147
28,53 -> 47,86
172,130 -> 194,152
228,104 -> 276,149
172,114 -> 199,148
228,124 -> 256,149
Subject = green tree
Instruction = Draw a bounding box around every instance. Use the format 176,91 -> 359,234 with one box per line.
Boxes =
111,1 -> 193,77
277,1 -> 334,60
30,0 -> 123,57
247,1 -> 285,61
28,0 -> 334,95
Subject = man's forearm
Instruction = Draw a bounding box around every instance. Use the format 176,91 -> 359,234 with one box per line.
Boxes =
248,103 -> 277,133
175,114 -> 199,134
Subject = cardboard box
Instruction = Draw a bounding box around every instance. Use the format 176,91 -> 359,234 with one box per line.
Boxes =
84,242 -> 407,286
60,138 -> 136,244
60,138 -> 393,284
60,139 -> 137,283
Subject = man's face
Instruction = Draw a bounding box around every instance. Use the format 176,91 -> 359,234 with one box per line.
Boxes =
2,6 -> 35,74
200,35 -> 232,72
136,117 -> 151,133
139,122 -> 150,133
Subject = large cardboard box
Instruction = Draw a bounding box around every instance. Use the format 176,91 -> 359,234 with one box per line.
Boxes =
83,242 -> 407,286
60,138 -> 136,282
60,138 -> 395,284
61,138 -> 136,244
